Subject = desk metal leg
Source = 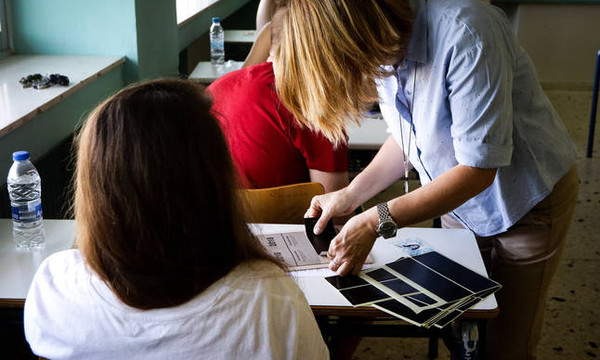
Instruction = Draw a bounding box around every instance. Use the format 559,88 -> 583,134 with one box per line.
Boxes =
315,315 -> 443,358
477,319 -> 487,359
428,335 -> 439,359
315,315 -> 330,344
587,49 -> 600,158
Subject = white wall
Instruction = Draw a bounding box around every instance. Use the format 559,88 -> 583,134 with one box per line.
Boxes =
512,3 -> 600,89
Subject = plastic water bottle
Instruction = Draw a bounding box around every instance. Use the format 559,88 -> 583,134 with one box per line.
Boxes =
7,151 -> 45,251
210,17 -> 225,65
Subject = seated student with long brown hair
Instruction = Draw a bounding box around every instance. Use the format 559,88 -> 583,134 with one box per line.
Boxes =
23,79 -> 329,360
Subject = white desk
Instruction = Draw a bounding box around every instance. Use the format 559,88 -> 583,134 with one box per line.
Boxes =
347,114 -> 389,150
224,30 -> 256,43
250,224 -> 497,318
0,219 -> 76,307
188,60 -> 244,83
1,219 -> 496,320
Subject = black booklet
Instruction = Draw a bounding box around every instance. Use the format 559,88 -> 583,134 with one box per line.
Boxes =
304,216 -> 337,255
325,250 -> 501,328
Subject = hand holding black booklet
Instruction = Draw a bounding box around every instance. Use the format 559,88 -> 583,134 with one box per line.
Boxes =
254,217 -> 337,270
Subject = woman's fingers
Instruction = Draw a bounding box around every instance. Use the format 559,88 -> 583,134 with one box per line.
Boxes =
305,187 -> 357,234
326,215 -> 377,276
304,195 -> 324,218
306,194 -> 336,234
328,251 -> 365,276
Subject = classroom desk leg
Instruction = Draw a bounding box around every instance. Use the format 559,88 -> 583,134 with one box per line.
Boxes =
315,315 -> 330,345
428,336 -> 439,359
313,315 -> 443,359
587,49 -> 600,158
477,319 -> 487,359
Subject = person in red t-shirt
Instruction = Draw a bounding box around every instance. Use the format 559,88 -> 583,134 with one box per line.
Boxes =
207,5 -> 348,192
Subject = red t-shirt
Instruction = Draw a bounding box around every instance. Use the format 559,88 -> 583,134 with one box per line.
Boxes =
207,62 -> 348,189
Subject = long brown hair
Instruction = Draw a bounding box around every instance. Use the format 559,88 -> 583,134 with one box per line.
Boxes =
274,0 -> 413,145
74,79 -> 278,309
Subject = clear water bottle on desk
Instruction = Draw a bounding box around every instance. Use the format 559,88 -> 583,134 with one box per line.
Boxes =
7,151 -> 45,251
210,16 -> 225,65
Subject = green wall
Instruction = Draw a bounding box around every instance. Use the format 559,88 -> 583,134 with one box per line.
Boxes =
1,0 -> 252,218
8,0 -> 251,83
0,69 -> 124,218
0,68 -> 124,170
10,0 -> 179,83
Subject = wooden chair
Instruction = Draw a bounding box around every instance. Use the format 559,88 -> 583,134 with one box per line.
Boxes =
241,182 -> 324,224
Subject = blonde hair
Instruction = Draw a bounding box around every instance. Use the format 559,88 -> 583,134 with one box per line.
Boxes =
274,0 -> 412,145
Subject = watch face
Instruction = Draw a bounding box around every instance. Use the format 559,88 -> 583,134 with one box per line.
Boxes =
378,220 -> 397,238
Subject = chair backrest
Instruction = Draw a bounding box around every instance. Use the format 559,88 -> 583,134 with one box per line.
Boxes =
241,182 -> 325,224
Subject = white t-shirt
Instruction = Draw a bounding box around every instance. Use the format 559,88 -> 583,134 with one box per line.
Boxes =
24,249 -> 329,360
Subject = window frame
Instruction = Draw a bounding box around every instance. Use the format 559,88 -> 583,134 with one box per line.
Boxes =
0,0 -> 11,59
176,0 -> 220,25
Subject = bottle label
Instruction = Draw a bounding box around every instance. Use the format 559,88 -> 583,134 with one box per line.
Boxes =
11,199 -> 43,222
210,42 -> 224,51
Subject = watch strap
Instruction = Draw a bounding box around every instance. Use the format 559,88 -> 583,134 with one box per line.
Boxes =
377,202 -> 392,222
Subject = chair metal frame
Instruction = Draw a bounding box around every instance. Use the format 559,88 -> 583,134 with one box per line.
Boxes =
587,49 -> 600,158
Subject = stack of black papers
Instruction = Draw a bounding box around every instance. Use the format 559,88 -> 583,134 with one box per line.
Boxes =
325,251 -> 501,329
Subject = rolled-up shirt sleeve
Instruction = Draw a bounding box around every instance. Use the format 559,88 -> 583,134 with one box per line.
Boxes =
446,39 -> 514,169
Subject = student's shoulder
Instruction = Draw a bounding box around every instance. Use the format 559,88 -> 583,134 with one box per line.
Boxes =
228,260 -> 304,297
36,249 -> 85,278
231,260 -> 288,282
30,249 -> 97,299
27,250 -> 92,313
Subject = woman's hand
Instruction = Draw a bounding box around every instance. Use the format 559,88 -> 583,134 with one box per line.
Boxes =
326,210 -> 379,275
305,187 -> 358,235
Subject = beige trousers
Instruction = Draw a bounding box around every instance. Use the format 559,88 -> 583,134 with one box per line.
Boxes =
442,165 -> 579,360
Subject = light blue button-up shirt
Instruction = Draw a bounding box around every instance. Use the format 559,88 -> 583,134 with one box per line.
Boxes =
376,0 -> 577,237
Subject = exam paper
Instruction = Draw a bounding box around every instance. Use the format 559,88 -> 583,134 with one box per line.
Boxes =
256,231 -> 330,271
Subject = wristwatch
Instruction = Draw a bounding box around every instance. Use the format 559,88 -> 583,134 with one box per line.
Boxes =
376,202 -> 398,239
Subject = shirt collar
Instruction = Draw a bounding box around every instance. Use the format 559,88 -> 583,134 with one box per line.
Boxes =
397,0 -> 428,69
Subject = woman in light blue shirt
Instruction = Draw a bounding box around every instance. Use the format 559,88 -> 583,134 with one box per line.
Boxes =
274,0 -> 579,359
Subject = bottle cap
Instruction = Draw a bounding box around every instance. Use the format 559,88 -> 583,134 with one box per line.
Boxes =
212,17 -> 220,23
12,151 -> 30,161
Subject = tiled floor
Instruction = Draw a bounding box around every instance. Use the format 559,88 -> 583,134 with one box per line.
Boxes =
351,89 -> 600,359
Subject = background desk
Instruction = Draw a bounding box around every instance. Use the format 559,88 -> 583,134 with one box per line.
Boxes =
188,61 -> 244,84
224,30 -> 256,43
346,114 -> 389,150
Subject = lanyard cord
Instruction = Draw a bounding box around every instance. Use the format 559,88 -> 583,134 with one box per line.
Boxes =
398,113 -> 412,194
397,68 -> 417,194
